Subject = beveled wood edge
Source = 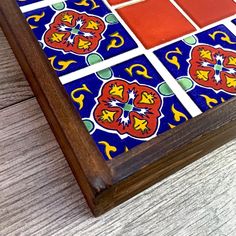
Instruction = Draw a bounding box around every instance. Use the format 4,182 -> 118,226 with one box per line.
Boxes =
1,0 -> 236,216
0,0 -> 112,215
94,97 -> 236,215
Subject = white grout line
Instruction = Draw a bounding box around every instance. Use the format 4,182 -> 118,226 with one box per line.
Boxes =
112,0 -> 145,10
20,0 -> 204,116
59,48 -> 142,84
149,14 -> 236,52
224,20 -> 236,34
169,0 -> 200,30
102,0 -> 145,49
20,0 -> 66,13
145,52 -> 202,117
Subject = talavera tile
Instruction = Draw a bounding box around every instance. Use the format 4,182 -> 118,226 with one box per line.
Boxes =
154,24 -> 236,112
63,55 -> 191,160
23,0 -> 138,76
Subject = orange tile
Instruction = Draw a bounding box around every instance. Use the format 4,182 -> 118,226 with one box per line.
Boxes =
108,0 -> 130,5
176,0 -> 236,27
117,0 -> 195,49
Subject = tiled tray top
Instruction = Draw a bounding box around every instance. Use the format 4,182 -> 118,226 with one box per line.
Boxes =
17,0 -> 236,160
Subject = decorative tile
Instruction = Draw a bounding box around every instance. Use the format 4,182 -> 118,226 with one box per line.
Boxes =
175,0 -> 236,27
64,55 -> 191,160
23,0 -> 138,76
17,0 -> 44,7
232,18 -> 236,26
117,0 -> 195,49
154,24 -> 236,112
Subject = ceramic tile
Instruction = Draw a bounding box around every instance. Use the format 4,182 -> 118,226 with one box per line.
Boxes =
23,0 -> 138,76
117,0 -> 195,49
17,0 -> 44,7
175,0 -> 236,27
63,55 -> 191,160
232,18 -> 236,26
154,24 -> 236,112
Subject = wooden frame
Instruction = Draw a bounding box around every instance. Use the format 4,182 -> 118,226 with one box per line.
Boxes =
1,0 -> 236,216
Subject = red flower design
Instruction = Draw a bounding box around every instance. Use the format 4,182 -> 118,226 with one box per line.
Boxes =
189,45 -> 236,94
44,10 -> 105,54
94,79 -> 162,139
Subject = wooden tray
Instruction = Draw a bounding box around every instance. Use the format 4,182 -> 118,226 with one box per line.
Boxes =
0,0 -> 236,216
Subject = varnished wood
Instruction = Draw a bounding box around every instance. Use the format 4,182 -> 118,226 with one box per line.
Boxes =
0,0 -> 235,216
0,98 -> 236,235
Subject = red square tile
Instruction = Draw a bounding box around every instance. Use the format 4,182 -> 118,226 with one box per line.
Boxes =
108,0 -> 130,5
175,0 -> 236,27
117,0 -> 195,49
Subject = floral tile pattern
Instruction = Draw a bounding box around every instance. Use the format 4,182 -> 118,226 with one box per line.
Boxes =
154,24 -> 236,112
64,55 -> 191,160
23,0 -> 138,76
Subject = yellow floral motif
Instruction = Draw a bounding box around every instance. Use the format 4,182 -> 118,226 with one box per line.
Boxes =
168,104 -> 188,128
171,104 -> 188,122
61,13 -> 74,24
98,141 -> 117,160
71,84 -> 92,110
73,94 -> 85,110
107,32 -> 125,51
75,0 -> 100,10
196,70 -> 210,81
78,39 -> 92,49
48,56 -> 76,71
133,117 -> 149,133
200,94 -> 218,109
125,64 -> 152,79
168,123 -> 176,129
199,49 -> 212,60
226,76 -> 236,88
139,92 -> 155,104
26,12 -> 45,30
86,20 -> 99,30
228,57 -> 236,66
209,31 -> 236,45
100,110 -> 116,122
109,84 -> 124,98
165,47 -> 182,70
50,33 -> 65,43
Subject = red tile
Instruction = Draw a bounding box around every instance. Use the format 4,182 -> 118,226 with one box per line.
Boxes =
108,0 -> 130,5
117,0 -> 195,49
175,0 -> 236,27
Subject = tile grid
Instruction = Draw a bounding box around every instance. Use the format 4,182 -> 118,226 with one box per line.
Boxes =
59,0 -> 203,117
149,14 -> 236,53
18,0 -> 236,118
169,0 -> 200,30
16,0 -> 236,159
111,0 -> 145,9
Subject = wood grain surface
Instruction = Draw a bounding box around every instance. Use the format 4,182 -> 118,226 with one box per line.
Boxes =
0,27 -> 236,235
0,30 -> 33,109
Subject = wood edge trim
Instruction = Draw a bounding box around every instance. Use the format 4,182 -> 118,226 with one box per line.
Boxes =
0,1 -> 113,215
93,104 -> 236,215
